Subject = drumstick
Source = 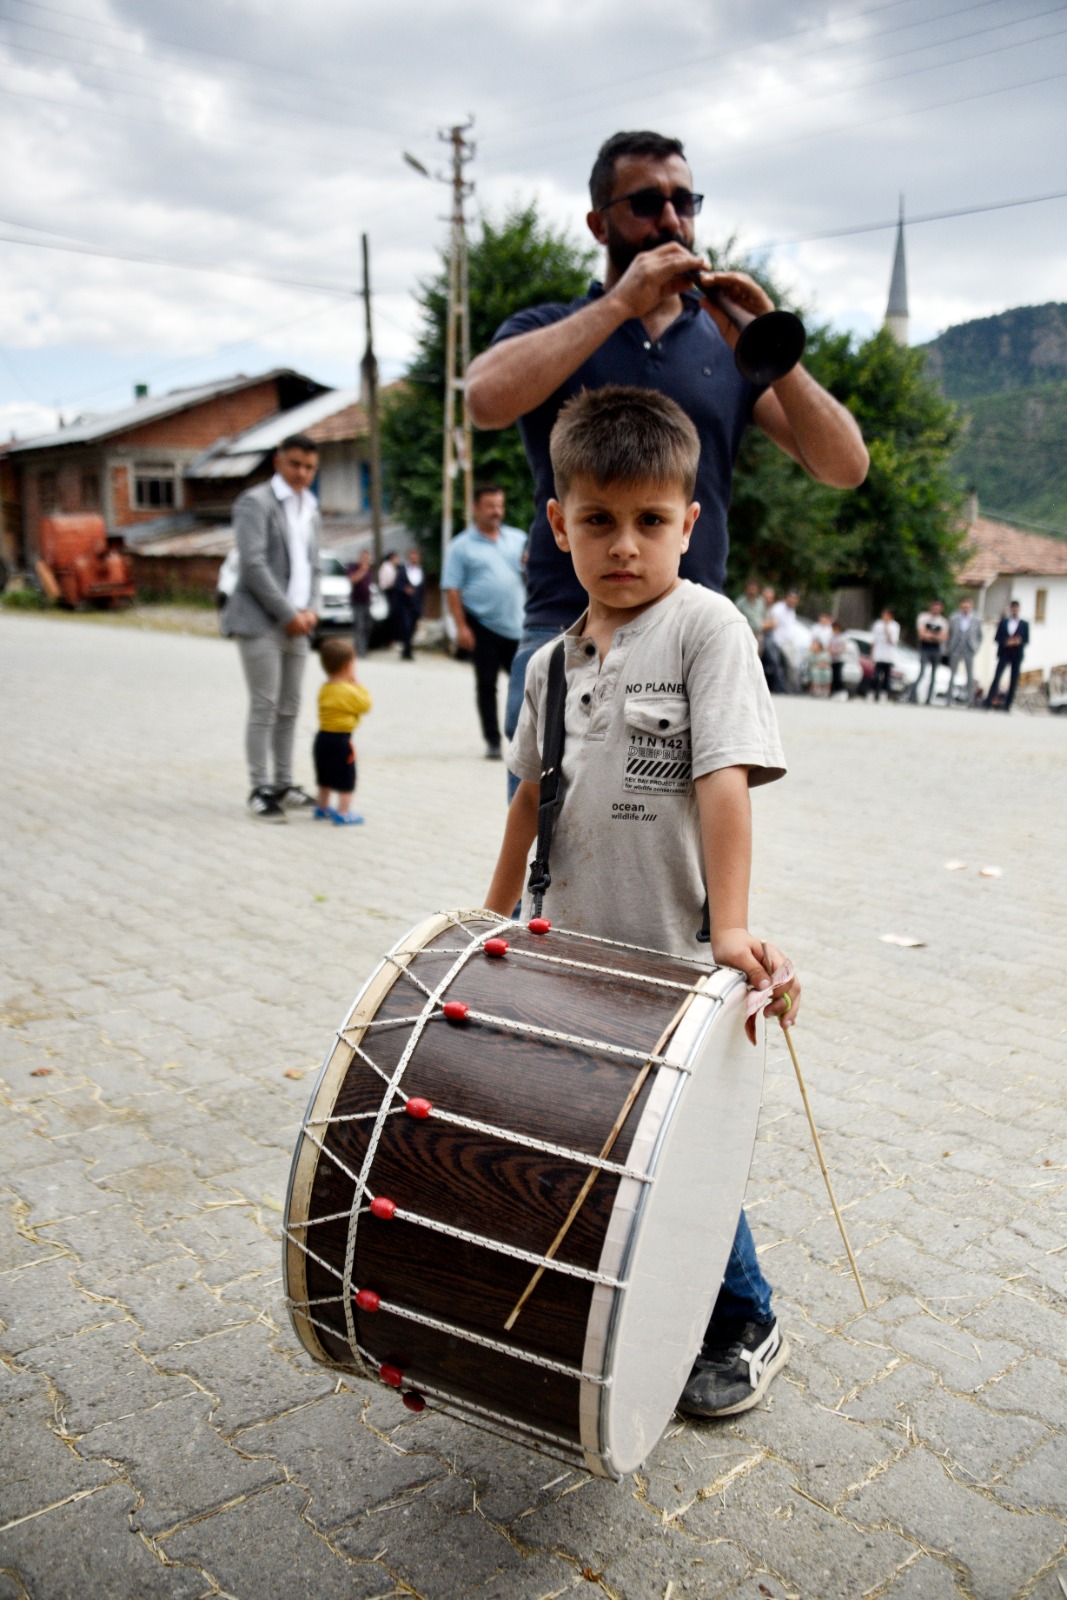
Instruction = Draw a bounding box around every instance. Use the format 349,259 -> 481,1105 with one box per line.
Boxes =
503,1008 -> 686,1332
782,1024 -> 869,1311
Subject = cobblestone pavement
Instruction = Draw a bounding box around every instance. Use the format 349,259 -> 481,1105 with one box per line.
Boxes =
1,613 -> 1065,1600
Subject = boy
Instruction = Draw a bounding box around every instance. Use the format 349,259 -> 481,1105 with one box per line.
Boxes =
485,386 -> 800,1418
313,637 -> 372,825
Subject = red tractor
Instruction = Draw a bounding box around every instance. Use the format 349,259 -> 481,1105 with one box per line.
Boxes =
36,514 -> 136,608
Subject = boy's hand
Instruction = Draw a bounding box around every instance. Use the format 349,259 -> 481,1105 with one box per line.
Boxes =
711,927 -> 801,1044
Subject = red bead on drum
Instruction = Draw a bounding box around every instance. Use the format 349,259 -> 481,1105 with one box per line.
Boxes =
403,1391 -> 426,1413
379,1364 -> 404,1388
369,1196 -> 397,1220
405,1097 -> 432,1119
442,1000 -> 469,1022
484,938 -> 509,957
528,917 -> 551,934
354,1289 -> 380,1313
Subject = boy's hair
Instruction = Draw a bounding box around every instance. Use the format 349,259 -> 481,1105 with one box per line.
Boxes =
549,385 -> 700,500
277,433 -> 318,455
589,130 -> 686,209
320,636 -> 355,674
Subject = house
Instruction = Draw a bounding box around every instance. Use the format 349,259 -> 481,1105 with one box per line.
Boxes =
0,370 -> 327,569
956,506 -> 1067,683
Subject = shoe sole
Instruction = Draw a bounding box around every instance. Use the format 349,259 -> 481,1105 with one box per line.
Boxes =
678,1337 -> 791,1419
248,811 -> 288,823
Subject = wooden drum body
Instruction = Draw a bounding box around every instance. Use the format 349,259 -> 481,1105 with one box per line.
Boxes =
283,911 -> 765,1480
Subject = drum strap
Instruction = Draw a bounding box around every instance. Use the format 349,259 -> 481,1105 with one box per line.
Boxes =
526,639 -> 567,918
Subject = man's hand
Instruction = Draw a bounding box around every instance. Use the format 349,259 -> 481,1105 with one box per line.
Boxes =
456,622 -> 476,654
711,927 -> 801,1044
693,270 -> 775,350
607,242 -> 707,321
285,609 -> 316,638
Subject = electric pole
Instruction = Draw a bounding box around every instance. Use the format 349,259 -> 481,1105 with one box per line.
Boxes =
440,120 -> 475,570
360,232 -> 384,565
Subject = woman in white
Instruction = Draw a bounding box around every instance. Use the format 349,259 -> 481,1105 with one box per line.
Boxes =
871,607 -> 900,701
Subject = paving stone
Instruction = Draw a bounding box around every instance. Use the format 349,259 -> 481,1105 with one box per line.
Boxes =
333,1472 -> 524,1593
0,1257 -> 122,1355
731,1371 -> 903,1504
875,1554 -> 969,1598
236,1392 -> 444,1531
843,1444 -> 1065,1599
19,1320 -> 194,1434
100,1257 -> 250,1353
603,1530 -> 750,1599
994,1434 -> 1067,1515
909,1386 -> 1049,1487
7,1158 -> 118,1228
77,1393 -> 281,1535
681,1459 -> 915,1600
161,1481 -> 397,1599
980,1357 -> 1067,1428
0,1366 -> 115,1524
0,1483 -> 204,1599
153,1320 -> 335,1432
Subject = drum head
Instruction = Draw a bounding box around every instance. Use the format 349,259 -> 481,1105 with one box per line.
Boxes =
583,967 -> 764,1477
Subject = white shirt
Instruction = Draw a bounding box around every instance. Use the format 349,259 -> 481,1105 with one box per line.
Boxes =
811,621 -> 833,648
1006,616 -> 1020,635
872,617 -> 900,663
957,612 -> 973,633
404,561 -> 424,588
769,599 -> 798,649
378,559 -> 397,592
511,582 -> 785,957
271,472 -> 315,610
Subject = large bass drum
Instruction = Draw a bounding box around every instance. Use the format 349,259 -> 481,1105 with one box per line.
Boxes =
283,910 -> 765,1480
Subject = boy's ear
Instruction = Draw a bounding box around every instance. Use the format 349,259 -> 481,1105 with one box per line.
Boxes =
547,498 -> 571,552
680,500 -> 701,552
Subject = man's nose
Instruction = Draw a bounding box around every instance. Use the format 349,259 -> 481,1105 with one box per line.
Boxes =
658,197 -> 681,231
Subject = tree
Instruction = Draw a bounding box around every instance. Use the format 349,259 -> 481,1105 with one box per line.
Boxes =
381,205 -> 593,570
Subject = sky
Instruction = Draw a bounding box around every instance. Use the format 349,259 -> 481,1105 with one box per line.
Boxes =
1,0 -> 1065,440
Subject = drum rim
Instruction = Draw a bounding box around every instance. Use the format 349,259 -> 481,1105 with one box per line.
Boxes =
282,908 -> 495,1366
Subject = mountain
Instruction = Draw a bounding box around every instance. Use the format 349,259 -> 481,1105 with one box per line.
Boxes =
919,304 -> 1067,532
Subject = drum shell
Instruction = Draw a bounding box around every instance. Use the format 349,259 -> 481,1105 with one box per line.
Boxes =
284,912 -> 763,1477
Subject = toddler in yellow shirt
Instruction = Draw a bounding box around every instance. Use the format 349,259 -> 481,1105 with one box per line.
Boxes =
313,637 -> 372,825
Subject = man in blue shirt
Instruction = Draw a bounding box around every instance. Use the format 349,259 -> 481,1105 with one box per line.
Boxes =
441,484 -> 527,758
465,129 -> 869,781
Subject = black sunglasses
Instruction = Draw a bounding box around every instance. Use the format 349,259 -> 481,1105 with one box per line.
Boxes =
599,187 -> 704,220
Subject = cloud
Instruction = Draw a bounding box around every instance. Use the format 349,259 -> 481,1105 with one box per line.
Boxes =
0,0 -> 1064,431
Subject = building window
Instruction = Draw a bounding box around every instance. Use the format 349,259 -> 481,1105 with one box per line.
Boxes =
134,469 -> 177,509
38,471 -> 57,513
81,471 -> 100,509
1035,588 -> 1047,624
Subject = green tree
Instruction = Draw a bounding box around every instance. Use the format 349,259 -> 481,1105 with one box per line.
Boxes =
381,205 -> 594,570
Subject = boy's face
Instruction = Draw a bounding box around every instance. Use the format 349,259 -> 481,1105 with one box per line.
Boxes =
547,476 -> 699,622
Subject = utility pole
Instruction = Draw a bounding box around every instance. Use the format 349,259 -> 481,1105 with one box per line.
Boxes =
439,120 -> 475,570
360,232 -> 384,565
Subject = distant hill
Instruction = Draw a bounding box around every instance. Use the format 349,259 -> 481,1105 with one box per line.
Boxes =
919,304 -> 1067,533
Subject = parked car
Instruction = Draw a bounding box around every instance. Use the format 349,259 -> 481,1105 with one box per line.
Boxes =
216,549 -> 389,646
780,617 -> 863,695
844,629 -> 958,702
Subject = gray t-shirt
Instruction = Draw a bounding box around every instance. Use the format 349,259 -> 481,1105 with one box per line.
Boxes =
511,581 -> 786,958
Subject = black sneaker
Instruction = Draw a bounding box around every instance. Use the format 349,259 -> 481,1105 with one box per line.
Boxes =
677,1318 -> 789,1418
273,785 -> 316,811
247,787 -> 287,822
485,744 -> 503,760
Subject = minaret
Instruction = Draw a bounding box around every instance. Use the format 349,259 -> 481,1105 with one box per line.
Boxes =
884,195 -> 909,345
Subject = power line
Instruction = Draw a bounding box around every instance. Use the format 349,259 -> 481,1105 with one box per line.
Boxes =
759,188 -> 1067,247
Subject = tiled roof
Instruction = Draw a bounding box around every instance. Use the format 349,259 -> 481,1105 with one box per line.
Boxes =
957,516 -> 1067,586
305,399 -> 369,443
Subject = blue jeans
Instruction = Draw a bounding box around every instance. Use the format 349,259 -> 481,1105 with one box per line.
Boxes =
504,625 -> 562,799
709,1209 -> 774,1336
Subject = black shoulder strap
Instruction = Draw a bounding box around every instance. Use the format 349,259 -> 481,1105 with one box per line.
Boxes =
526,640 -> 567,918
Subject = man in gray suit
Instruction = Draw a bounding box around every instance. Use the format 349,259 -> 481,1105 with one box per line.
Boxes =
946,597 -> 983,706
223,435 -> 322,820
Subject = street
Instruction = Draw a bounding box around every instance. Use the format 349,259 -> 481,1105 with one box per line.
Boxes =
1,612 -> 1065,1600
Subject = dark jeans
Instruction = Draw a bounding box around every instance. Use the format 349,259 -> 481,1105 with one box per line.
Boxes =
467,610 -> 518,748
985,651 -> 1022,710
830,660 -> 844,695
351,603 -> 371,659
395,602 -> 419,660
914,642 -> 941,704
873,660 -> 892,700
706,1208 -> 774,1339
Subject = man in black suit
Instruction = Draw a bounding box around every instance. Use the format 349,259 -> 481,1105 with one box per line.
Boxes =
984,600 -> 1030,711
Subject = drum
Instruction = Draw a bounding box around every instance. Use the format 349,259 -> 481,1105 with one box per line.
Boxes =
283,910 -> 766,1480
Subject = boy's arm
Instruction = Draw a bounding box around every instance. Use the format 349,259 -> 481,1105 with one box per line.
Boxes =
695,767 -> 800,1034
484,781 -> 539,915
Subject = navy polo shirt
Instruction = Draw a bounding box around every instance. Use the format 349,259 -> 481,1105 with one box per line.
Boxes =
491,281 -> 764,631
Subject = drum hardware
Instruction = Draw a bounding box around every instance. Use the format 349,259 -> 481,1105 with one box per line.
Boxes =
690,274 -> 807,386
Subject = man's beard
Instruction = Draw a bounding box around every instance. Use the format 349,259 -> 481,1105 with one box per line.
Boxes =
604,221 -> 689,276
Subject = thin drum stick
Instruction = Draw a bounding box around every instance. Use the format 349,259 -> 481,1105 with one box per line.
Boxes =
502,1004 -> 690,1332
782,1023 -> 869,1311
